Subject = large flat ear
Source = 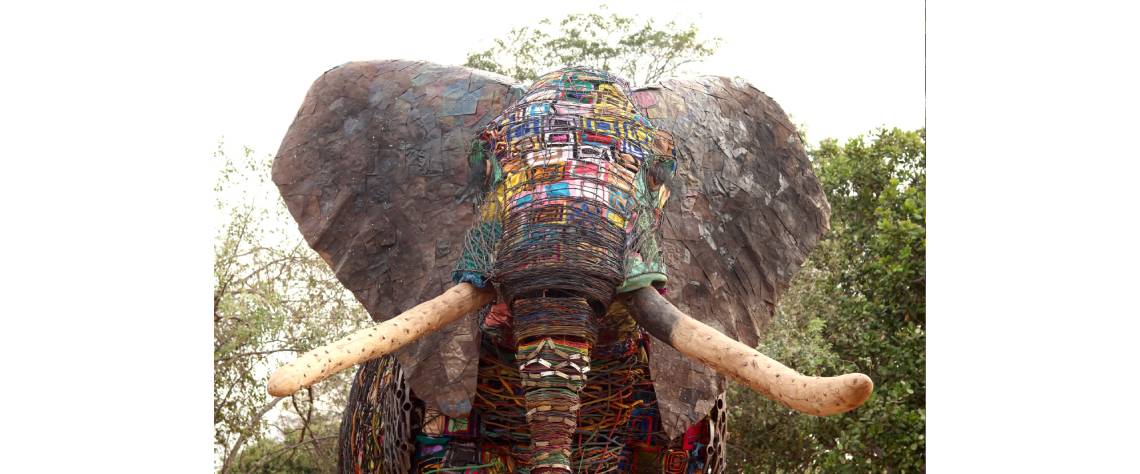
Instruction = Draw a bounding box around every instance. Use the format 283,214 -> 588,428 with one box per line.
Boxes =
630,78 -> 831,437
273,60 -> 523,416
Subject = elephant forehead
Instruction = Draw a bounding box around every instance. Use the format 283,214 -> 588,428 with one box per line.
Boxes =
486,66 -> 674,169
479,67 -> 676,220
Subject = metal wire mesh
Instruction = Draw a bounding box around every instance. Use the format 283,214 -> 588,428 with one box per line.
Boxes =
454,66 -> 677,306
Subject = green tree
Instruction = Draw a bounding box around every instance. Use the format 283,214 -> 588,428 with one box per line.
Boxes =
728,128 -> 926,472
213,143 -> 369,473
465,6 -> 719,87
226,414 -> 343,474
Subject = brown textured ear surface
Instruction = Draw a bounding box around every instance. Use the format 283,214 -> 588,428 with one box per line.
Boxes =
272,60 -> 523,416
631,77 -> 831,437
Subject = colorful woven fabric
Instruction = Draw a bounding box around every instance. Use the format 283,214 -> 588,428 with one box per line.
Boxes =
453,66 -> 676,302
338,355 -> 418,473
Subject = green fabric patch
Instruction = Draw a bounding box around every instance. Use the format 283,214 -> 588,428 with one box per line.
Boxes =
618,272 -> 668,293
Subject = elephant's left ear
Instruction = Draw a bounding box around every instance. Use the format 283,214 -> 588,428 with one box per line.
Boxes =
272,60 -> 523,417
630,78 -> 831,437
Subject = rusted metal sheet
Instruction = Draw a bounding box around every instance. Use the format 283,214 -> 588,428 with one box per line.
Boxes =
634,78 -> 830,436
273,60 -> 523,416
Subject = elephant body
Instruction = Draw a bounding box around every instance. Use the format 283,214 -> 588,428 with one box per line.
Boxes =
273,60 -> 832,473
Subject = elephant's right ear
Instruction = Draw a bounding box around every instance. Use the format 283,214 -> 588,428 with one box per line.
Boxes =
629,77 -> 832,437
272,60 -> 523,417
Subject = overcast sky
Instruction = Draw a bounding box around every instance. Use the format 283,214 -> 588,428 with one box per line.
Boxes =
204,0 -> 924,155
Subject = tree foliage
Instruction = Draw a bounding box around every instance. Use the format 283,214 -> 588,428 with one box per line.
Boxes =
728,128 -> 926,472
213,144 -> 369,473
464,6 -> 718,87
225,415 -> 342,474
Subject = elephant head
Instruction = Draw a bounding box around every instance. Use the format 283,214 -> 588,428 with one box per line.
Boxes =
267,60 -> 871,472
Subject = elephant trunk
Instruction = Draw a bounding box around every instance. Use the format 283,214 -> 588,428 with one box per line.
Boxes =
512,296 -> 597,474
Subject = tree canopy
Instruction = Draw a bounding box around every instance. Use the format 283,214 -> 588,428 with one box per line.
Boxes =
464,7 -> 719,87
214,144 -> 368,473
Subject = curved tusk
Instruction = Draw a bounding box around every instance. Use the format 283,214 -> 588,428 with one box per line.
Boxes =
626,287 -> 873,416
267,283 -> 494,397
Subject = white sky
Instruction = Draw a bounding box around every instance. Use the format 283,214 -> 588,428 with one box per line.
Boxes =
204,0 -> 924,155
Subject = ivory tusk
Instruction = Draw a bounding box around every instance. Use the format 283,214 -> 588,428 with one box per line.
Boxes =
626,287 -> 873,416
267,283 -> 494,397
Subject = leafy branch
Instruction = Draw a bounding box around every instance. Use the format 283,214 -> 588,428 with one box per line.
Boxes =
464,6 -> 719,87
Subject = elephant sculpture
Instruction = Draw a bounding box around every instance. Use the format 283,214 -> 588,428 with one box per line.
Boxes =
267,60 -> 872,473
